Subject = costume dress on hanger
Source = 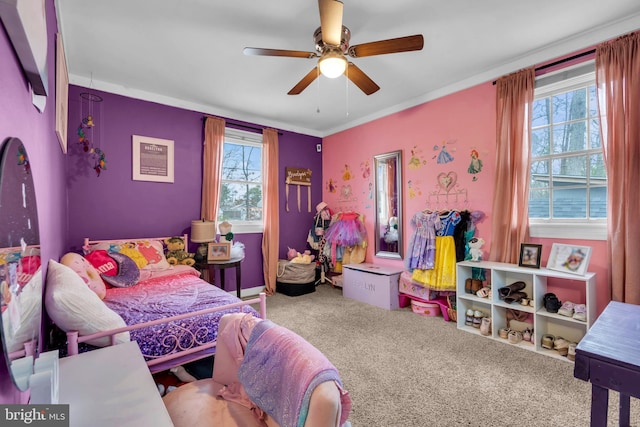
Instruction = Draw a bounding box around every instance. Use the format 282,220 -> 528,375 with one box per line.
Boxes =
411,210 -> 461,291
324,212 -> 367,266
405,211 -> 441,271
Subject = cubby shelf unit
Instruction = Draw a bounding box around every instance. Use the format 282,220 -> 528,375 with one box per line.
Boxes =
455,260 -> 596,362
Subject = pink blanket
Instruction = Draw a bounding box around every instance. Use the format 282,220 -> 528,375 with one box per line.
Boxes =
238,320 -> 351,427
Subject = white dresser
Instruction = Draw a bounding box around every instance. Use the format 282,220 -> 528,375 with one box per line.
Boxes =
342,263 -> 404,310
58,341 -> 173,427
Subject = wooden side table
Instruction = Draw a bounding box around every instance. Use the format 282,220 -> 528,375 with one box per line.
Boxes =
574,301 -> 640,426
204,257 -> 243,298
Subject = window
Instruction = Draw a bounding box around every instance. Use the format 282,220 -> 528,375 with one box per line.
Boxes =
528,63 -> 607,240
218,128 -> 263,233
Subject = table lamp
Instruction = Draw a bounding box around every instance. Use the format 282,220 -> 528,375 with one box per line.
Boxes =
191,220 -> 216,263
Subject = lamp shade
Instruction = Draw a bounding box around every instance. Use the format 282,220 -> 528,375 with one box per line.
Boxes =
191,220 -> 216,243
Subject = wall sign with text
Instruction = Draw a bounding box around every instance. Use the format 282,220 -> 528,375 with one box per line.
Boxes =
132,135 -> 174,183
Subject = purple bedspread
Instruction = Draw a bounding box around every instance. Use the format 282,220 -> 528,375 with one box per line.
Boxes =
103,271 -> 258,359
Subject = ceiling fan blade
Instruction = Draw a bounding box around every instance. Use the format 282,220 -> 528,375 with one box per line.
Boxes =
348,34 -> 424,58
243,47 -> 317,59
288,67 -> 320,95
346,63 -> 380,95
318,0 -> 343,46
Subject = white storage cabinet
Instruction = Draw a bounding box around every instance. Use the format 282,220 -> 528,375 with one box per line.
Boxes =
455,260 -> 596,361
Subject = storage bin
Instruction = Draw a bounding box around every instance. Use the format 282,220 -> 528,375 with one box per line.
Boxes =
411,300 -> 441,317
276,259 -> 317,296
342,263 -> 404,310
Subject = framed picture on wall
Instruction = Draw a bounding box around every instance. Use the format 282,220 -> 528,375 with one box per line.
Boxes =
547,243 -> 592,276
0,0 -> 49,96
208,242 -> 231,261
132,135 -> 174,183
55,33 -> 69,153
518,243 -> 542,269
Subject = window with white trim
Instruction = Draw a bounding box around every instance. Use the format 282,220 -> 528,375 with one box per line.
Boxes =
528,63 -> 607,240
218,128 -> 263,233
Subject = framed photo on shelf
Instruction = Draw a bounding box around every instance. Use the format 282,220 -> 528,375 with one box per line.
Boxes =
518,243 -> 542,269
208,242 -> 231,261
132,135 -> 174,183
546,243 -> 592,276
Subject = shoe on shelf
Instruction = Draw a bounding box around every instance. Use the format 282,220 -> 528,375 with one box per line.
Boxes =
567,342 -> 577,361
544,293 -> 562,313
554,337 -> 570,356
465,309 -> 474,326
572,304 -> 587,322
522,328 -> 532,342
476,287 -> 491,298
558,301 -> 575,317
541,334 -> 555,350
473,310 -> 483,328
471,279 -> 483,294
465,278 -> 473,294
507,330 -> 523,344
504,291 -> 527,304
498,281 -> 526,299
480,317 -> 492,336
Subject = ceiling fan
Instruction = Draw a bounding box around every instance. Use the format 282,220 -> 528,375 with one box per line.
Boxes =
243,0 -> 424,96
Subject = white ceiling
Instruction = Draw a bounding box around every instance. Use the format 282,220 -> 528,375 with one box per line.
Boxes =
55,0 -> 640,137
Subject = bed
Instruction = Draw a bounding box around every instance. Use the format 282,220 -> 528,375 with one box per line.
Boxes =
45,235 -> 266,373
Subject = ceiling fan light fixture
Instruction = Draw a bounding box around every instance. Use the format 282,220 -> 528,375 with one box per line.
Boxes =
318,48 -> 347,78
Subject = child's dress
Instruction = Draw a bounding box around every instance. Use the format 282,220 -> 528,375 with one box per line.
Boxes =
405,211 -> 441,271
411,210 -> 461,291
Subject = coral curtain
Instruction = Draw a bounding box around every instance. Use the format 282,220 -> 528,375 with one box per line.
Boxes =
595,32 -> 640,304
489,67 -> 535,263
261,128 -> 279,295
201,117 -> 225,222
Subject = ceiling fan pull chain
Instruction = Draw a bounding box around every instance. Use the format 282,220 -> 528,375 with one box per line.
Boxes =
316,67 -> 321,113
345,66 -> 349,117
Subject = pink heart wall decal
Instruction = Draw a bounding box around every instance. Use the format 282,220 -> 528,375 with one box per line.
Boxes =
437,172 -> 457,192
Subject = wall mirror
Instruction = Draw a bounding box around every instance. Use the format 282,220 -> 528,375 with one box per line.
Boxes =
373,150 -> 403,259
0,137 -> 42,391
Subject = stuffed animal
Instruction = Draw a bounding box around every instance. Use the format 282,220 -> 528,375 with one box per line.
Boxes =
164,237 -> 195,266
290,250 -> 315,264
384,216 -> 399,243
468,237 -> 485,262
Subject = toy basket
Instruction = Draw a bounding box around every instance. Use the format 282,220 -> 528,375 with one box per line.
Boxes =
447,295 -> 457,322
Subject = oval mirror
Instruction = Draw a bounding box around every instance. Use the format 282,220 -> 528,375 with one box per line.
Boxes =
373,150 -> 403,259
0,137 -> 42,391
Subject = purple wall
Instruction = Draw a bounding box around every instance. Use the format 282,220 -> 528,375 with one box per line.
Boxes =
1,0 -> 617,408
0,0 -> 321,403
0,0 -> 68,403
65,86 -> 323,292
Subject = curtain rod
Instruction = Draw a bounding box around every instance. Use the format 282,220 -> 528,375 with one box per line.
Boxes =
202,116 -> 283,135
492,49 -> 596,85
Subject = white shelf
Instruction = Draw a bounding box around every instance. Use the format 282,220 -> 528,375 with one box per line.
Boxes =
455,260 -> 596,362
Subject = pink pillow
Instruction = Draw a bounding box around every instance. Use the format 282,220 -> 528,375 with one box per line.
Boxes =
60,252 -> 107,299
85,250 -> 118,276
17,255 -> 41,286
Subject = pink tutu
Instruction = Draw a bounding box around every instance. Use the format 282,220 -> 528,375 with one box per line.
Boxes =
324,212 -> 367,247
